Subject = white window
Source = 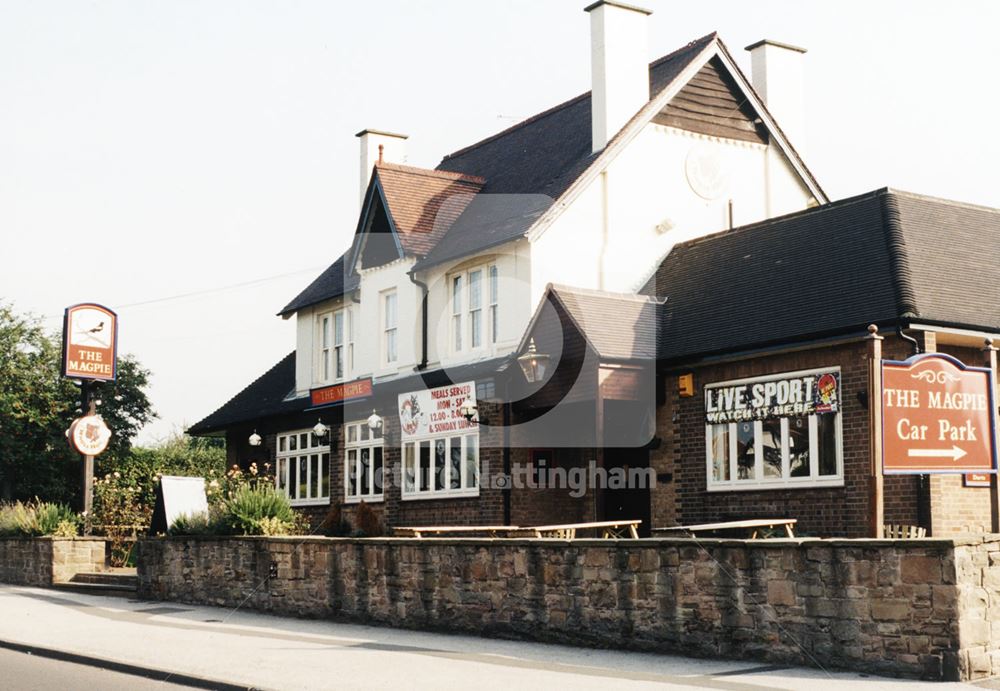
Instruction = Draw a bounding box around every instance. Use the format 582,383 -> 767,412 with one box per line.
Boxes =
344,421 -> 384,503
489,265 -> 499,344
276,430 -> 330,506
449,263 -> 497,353
402,433 -> 479,500
705,367 -> 843,491
317,307 -> 352,383
382,290 -> 397,365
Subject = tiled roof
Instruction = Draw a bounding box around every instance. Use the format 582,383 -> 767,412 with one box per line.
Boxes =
278,253 -> 357,317
412,32 -> 718,270
543,285 -> 662,360
374,162 -> 485,257
650,188 -> 1000,363
187,352 -> 301,435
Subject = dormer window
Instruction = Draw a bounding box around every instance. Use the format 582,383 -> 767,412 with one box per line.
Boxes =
317,307 -> 352,383
450,263 -> 497,354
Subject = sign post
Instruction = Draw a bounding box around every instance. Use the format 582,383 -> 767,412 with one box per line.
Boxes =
61,303 -> 118,532
984,340 -> 1000,533
867,325 -> 885,539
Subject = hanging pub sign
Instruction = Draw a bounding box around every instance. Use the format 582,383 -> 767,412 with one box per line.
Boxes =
704,369 -> 840,424
882,353 -> 997,474
61,303 -> 118,381
67,415 -> 112,456
398,381 -> 477,441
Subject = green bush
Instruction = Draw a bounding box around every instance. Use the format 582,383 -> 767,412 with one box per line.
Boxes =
168,510 -> 219,536
0,501 -> 80,537
219,485 -> 296,536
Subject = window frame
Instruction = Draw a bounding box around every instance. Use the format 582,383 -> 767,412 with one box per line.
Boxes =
343,421 -> 385,504
704,367 -> 844,492
448,262 -> 497,355
316,306 -> 352,384
382,289 -> 398,366
275,430 -> 331,507
401,431 -> 480,501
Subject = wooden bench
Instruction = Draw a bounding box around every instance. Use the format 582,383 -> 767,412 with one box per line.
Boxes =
513,520 -> 642,540
392,525 -> 519,538
653,518 -> 797,539
883,524 -> 927,539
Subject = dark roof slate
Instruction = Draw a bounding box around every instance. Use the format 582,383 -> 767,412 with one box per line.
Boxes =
187,352 -> 301,435
546,285 -> 662,360
278,253 -> 358,317
650,188 -> 1000,363
413,32 -> 717,271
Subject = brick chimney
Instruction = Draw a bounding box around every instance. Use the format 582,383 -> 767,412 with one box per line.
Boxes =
356,129 -> 408,206
744,40 -> 807,151
585,1 -> 652,153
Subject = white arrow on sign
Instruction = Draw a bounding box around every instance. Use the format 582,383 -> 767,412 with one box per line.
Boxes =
907,446 -> 968,461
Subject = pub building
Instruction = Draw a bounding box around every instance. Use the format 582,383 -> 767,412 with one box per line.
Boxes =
189,2 -> 1000,538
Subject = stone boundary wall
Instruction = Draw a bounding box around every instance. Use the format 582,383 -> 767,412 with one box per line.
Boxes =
135,535 -> 1000,681
0,537 -> 106,586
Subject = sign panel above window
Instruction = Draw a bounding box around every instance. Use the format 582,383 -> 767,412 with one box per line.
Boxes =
705,370 -> 840,424
398,381 -> 477,441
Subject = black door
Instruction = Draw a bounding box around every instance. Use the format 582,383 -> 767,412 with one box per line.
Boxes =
602,447 -> 651,537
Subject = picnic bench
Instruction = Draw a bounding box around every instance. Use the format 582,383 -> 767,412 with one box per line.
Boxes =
392,525 -> 518,538
653,518 -> 797,539
513,519 -> 642,540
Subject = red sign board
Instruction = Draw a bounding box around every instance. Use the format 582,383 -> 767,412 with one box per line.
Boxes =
61,303 -> 118,381
882,354 -> 998,474
310,377 -> 373,407
964,473 -> 992,488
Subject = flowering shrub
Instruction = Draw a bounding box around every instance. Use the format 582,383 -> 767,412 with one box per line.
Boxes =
93,471 -> 151,566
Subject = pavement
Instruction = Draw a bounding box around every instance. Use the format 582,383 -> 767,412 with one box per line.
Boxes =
0,584 -> 995,691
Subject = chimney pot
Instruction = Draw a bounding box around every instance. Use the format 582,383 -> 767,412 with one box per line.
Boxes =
744,39 -> 807,151
356,129 -> 408,207
586,1 -> 652,153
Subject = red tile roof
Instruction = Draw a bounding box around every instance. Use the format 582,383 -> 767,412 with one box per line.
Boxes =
375,162 -> 485,257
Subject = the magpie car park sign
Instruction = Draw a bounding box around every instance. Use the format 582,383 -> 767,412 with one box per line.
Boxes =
882,353 -> 998,474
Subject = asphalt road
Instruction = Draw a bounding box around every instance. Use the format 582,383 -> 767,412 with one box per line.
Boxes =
0,647 -> 196,690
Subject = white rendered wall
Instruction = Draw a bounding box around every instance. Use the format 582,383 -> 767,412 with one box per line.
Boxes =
530,124 -> 813,303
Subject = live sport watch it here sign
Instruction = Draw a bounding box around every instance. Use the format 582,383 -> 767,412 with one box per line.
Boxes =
882,354 -> 998,474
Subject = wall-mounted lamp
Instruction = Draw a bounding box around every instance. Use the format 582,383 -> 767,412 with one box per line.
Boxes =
248,430 -> 262,447
459,398 -> 478,423
517,338 -> 550,384
312,418 -> 330,439
367,409 -> 383,433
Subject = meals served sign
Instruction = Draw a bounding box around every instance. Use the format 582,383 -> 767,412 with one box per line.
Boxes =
705,369 -> 840,423
882,354 -> 997,473
398,381 -> 477,441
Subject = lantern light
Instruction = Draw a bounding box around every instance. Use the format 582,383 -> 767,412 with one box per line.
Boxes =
517,338 -> 550,383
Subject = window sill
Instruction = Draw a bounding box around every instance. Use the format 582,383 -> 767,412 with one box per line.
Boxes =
288,498 -> 331,507
706,478 -> 844,492
401,488 -> 480,502
344,495 -> 384,505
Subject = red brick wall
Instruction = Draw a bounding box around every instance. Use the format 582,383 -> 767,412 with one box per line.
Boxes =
662,335 -> 924,537
508,447 -> 595,526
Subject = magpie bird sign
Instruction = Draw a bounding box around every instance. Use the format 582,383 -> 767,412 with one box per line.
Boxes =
61,303 -> 118,381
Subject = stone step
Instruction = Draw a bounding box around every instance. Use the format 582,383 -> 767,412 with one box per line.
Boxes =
51,581 -> 137,599
69,570 -> 138,587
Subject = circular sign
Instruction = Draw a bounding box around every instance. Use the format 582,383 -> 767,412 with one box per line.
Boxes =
685,143 -> 729,201
68,415 -> 112,456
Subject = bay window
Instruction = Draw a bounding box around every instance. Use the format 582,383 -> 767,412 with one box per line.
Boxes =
276,430 -> 330,505
344,421 -> 384,503
705,367 -> 843,490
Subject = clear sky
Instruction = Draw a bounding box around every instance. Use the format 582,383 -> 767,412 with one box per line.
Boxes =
2,0 -> 998,445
